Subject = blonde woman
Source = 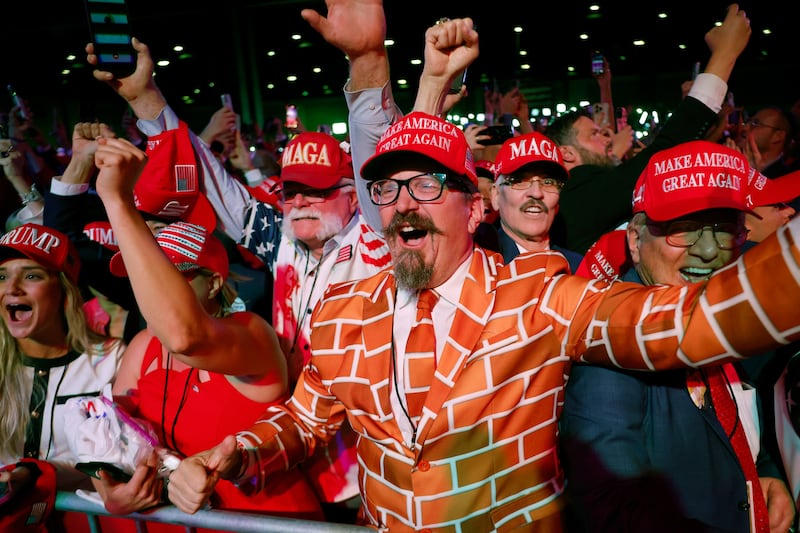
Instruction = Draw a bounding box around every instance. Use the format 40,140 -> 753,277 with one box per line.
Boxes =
0,222 -> 125,529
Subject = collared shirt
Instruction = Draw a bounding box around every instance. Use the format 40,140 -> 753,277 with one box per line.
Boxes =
392,255 -> 469,446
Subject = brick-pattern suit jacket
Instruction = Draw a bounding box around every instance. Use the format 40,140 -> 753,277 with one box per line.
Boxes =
236,224 -> 800,533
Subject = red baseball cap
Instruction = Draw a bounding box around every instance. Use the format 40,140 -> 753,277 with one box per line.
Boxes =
280,131 -> 354,188
475,159 -> 497,180
746,168 -> 800,208
0,223 -> 81,283
83,221 -> 119,252
574,229 -> 631,283
493,132 -> 569,183
632,140 -> 752,221
110,221 -> 229,280
134,121 -> 217,231
361,111 -> 477,186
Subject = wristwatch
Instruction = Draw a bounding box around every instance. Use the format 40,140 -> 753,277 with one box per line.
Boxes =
20,184 -> 43,205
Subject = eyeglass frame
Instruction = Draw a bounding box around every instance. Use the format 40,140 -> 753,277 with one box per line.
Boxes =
279,182 -> 352,203
367,172 -> 473,206
497,173 -> 565,193
745,118 -> 784,131
645,218 -> 747,250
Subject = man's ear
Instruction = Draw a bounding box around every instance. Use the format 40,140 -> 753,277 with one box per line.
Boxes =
559,145 -> 579,166
466,193 -> 485,234
626,219 -> 642,265
490,183 -> 501,211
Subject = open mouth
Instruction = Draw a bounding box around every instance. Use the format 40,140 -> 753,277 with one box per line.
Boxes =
680,267 -> 714,283
522,201 -> 546,215
399,226 -> 428,243
386,213 -> 440,247
6,303 -> 32,322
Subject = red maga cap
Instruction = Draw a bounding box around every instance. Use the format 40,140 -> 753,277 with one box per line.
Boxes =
361,111 -> 477,186
632,140 -> 751,221
134,121 -> 217,230
493,132 -> 569,183
475,159 -> 497,180
280,131 -> 354,188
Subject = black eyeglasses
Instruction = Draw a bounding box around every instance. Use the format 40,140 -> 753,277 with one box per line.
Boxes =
647,220 -> 747,250
280,183 -> 351,203
499,175 -> 564,193
368,173 -> 455,206
745,118 -> 784,131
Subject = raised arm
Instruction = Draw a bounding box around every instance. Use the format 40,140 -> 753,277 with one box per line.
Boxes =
86,38 -> 253,241
92,137 -> 284,379
302,0 -> 394,230
413,17 -> 479,116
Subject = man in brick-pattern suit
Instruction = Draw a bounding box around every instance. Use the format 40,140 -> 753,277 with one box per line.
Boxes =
164,9 -> 800,533
168,103 -> 800,531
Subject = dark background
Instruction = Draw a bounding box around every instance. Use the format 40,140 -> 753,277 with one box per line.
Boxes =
2,1 -> 798,137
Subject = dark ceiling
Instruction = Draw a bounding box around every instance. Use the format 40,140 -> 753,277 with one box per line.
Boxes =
3,1 -> 799,132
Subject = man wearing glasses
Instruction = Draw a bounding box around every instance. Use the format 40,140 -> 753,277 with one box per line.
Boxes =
560,140 -> 796,533
738,106 -> 797,181
489,132 -> 584,271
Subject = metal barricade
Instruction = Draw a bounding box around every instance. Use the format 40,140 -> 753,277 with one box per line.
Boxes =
56,491 -> 372,533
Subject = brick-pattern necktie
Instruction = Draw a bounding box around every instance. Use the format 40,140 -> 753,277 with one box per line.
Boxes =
705,364 -> 770,533
404,289 -> 439,421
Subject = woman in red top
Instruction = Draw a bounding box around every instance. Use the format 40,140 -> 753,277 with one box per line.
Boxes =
86,136 -> 323,524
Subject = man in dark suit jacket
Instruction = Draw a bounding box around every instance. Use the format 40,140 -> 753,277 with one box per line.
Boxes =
546,26 -> 749,255
489,131 -> 583,271
559,140 -> 796,533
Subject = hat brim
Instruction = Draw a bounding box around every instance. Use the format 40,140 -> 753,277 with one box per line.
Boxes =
643,198 -> 756,222
109,250 -> 202,278
280,169 -> 342,189
497,160 -> 569,184
361,151 -> 474,183
108,252 -> 128,277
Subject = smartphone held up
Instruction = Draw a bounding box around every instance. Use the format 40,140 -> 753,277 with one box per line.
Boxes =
221,93 -> 241,130
84,0 -> 135,78
591,51 -> 605,77
286,104 -> 298,130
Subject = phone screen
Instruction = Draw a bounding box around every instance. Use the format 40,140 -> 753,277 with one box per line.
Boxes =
85,0 -> 135,78
286,105 -> 298,129
591,53 -> 605,76
221,94 -> 234,111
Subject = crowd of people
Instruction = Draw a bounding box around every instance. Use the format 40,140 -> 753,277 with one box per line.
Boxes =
2,1 -> 800,532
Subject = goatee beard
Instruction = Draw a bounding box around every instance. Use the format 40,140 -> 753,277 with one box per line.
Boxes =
394,249 -> 434,290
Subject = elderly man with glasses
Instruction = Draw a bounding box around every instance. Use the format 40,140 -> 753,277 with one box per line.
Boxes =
560,140 -> 796,533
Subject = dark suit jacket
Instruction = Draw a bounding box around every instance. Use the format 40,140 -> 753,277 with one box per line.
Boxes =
559,268 -> 783,533
552,96 -> 718,254
497,225 -> 583,272
44,188 -> 147,341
